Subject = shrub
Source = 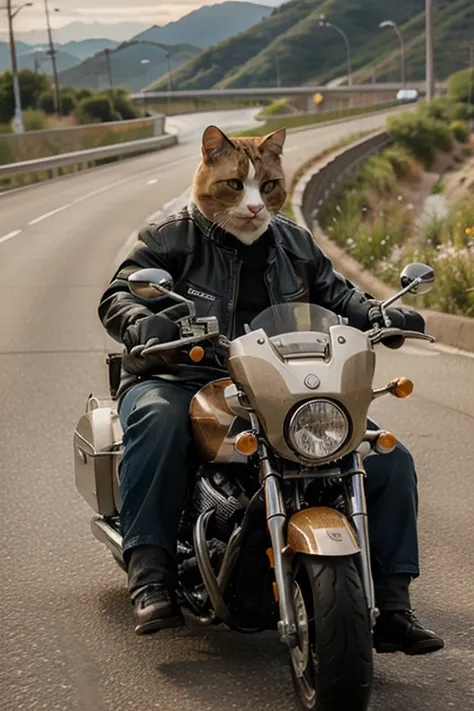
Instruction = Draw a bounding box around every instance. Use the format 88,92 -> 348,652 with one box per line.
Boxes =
22,108 -> 47,131
75,94 -> 115,124
448,67 -> 474,105
258,98 -> 289,117
111,92 -> 140,120
383,145 -> 421,181
387,112 -> 452,168
450,120 -> 469,144
359,154 -> 397,196
74,88 -> 93,102
38,91 -> 55,114
60,90 -> 76,116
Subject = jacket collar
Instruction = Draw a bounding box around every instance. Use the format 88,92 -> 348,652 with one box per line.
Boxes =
188,201 -> 283,252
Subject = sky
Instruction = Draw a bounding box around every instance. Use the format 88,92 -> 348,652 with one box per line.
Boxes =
1,0 -> 286,36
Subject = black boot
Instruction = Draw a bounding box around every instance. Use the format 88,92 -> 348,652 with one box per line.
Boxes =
373,610 -> 444,655
132,584 -> 184,635
373,574 -> 444,655
127,545 -> 184,635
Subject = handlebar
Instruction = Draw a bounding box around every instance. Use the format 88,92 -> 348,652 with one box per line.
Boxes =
367,327 -> 435,345
130,326 -> 434,362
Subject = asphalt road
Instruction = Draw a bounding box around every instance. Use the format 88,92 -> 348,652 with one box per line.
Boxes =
1,107 -> 473,711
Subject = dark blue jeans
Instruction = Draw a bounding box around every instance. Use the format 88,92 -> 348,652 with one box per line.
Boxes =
118,379 -> 419,585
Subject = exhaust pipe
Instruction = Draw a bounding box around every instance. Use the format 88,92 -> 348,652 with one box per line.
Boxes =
91,516 -> 124,565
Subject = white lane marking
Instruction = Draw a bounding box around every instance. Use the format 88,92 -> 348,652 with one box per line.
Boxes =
28,205 -> 72,225
0,229 -> 21,245
147,179 -> 158,185
4,154 -> 197,234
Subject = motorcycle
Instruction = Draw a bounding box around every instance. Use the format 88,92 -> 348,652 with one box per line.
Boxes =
74,262 -> 435,711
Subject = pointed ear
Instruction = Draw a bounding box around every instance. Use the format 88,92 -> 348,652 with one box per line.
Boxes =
201,125 -> 235,162
260,128 -> 286,156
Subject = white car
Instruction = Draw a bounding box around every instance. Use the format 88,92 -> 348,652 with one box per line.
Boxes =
396,89 -> 419,102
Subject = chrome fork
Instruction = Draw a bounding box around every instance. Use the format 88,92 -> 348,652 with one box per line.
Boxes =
347,452 -> 378,628
259,441 -> 298,648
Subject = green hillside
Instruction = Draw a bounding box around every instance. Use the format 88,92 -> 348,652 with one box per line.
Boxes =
150,0 -> 474,91
134,2 -> 272,49
58,42 -> 200,92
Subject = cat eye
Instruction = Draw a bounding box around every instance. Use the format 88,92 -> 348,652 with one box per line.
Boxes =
261,180 -> 278,194
227,179 -> 244,191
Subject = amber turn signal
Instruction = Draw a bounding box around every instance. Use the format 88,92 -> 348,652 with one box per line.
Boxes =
234,431 -> 258,456
393,377 -> 414,398
375,431 -> 397,454
189,346 -> 205,363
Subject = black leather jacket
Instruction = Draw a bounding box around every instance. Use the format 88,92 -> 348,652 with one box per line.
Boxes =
99,203 -> 420,396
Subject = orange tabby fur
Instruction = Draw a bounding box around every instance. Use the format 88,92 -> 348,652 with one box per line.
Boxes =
192,125 -> 287,243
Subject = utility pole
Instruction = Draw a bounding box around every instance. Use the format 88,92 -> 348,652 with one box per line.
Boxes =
165,51 -> 173,115
44,0 -> 61,114
104,48 -> 113,89
3,1 -> 32,133
6,0 -> 24,132
425,0 -> 435,101
468,43 -> 473,113
275,46 -> 281,88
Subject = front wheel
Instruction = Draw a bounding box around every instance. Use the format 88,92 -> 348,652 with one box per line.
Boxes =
289,555 -> 373,711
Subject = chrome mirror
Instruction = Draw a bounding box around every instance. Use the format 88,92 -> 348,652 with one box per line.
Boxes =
128,268 -> 174,299
400,263 -> 435,295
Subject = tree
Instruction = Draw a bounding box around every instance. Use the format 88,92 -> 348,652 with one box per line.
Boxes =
0,69 -> 51,123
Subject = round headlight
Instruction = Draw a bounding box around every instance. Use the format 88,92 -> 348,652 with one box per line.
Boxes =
287,400 -> 349,460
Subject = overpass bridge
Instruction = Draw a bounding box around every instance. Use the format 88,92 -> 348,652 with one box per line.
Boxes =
131,83 -> 446,114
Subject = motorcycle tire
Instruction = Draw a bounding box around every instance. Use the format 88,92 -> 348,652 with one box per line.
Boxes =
289,554 -> 373,711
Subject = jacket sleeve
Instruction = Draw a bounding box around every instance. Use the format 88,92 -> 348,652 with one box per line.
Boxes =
98,224 -> 177,344
307,236 -> 374,327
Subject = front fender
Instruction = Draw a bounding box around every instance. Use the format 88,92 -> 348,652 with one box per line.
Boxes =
287,507 -> 360,556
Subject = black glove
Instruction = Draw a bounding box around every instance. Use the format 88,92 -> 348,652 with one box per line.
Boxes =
122,313 -> 181,375
123,313 -> 180,352
345,297 -> 424,349
347,297 -> 405,331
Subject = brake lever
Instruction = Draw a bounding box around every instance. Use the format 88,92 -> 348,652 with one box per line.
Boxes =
141,332 -> 219,357
368,328 -> 436,345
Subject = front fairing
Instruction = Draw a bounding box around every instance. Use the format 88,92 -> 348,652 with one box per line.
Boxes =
227,317 -> 375,465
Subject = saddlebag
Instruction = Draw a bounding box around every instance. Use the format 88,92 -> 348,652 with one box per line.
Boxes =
73,396 -> 123,516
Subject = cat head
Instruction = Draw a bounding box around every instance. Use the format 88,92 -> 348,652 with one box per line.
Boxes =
192,125 -> 287,245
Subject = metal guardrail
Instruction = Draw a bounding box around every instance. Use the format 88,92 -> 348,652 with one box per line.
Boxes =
0,114 -> 166,139
300,131 -> 391,227
0,133 -> 177,181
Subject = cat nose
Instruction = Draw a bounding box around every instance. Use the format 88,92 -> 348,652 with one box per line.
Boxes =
247,203 -> 264,216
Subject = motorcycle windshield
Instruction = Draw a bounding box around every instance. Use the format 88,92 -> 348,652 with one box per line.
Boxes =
249,302 -> 339,338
